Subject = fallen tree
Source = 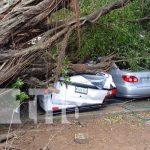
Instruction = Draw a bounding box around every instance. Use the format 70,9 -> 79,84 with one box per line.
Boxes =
0,0 -> 133,87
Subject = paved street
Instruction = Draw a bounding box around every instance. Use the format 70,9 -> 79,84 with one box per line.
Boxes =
37,98 -> 150,122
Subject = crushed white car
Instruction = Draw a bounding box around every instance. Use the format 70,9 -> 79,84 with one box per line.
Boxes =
38,73 -> 117,112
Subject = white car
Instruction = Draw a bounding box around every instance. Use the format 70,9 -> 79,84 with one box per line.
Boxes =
38,73 -> 117,112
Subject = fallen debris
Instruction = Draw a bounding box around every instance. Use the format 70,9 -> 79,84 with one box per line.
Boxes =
74,133 -> 89,144
0,0 -> 131,87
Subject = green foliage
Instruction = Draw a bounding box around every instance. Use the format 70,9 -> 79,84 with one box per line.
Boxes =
141,0 -> 150,30
143,0 -> 150,15
16,92 -> 29,102
50,0 -> 150,71
61,57 -> 70,83
11,78 -> 24,89
69,0 -> 150,71
12,78 -> 29,102
49,8 -> 73,22
80,0 -> 114,15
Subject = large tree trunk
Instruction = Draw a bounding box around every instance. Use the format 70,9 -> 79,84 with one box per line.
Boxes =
0,0 -> 133,87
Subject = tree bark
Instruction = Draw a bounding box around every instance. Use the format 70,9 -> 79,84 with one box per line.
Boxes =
0,0 -> 133,87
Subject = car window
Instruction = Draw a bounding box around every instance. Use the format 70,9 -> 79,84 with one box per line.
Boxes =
115,62 -> 129,70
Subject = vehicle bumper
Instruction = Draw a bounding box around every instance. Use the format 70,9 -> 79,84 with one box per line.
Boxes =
116,85 -> 150,98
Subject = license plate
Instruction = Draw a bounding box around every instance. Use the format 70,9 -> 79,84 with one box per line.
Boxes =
75,86 -> 88,94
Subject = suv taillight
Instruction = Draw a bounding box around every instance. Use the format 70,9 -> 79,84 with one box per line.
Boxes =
122,75 -> 138,83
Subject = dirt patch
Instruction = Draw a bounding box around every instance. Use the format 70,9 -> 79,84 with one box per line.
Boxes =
0,112 -> 150,150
